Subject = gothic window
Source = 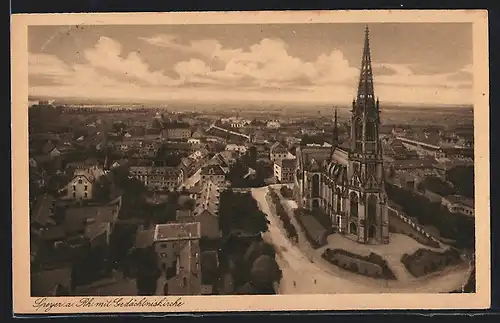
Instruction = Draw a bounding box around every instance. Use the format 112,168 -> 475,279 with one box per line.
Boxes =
350,191 -> 359,218
336,188 -> 341,212
367,195 -> 378,225
354,118 -> 363,143
353,162 -> 360,174
312,174 -> 320,198
366,119 -> 377,141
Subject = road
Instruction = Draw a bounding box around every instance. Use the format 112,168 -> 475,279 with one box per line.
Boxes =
251,186 -> 471,294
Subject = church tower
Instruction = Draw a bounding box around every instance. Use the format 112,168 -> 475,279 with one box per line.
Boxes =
346,26 -> 389,244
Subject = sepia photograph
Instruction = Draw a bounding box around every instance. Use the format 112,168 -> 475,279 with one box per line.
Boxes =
11,10 -> 490,313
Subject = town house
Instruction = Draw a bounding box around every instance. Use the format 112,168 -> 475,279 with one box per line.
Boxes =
65,165 -> 106,200
192,181 -> 221,240
153,222 -> 202,295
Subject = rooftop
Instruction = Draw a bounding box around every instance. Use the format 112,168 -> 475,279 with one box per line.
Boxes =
201,164 -> 226,176
193,181 -> 220,217
31,266 -> 72,297
30,194 -> 56,227
154,222 -> 201,242
64,203 -> 119,233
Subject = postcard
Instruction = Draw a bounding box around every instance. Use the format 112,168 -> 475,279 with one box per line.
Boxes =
11,10 -> 490,314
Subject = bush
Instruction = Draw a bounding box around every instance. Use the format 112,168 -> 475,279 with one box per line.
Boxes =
322,248 -> 396,280
401,248 -> 462,277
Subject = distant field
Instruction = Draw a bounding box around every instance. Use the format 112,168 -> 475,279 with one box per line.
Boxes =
30,96 -> 473,126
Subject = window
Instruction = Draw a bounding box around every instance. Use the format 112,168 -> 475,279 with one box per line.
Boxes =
84,192 -> 88,198
367,195 -> 378,224
73,185 -> 76,191
84,185 -> 88,191
350,192 -> 359,218
73,192 -> 76,198
312,174 -> 320,198
78,179 -> 83,184
354,118 -> 363,141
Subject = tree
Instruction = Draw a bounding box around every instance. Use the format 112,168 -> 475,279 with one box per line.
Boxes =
250,255 -> 282,289
446,166 -> 474,199
219,190 -> 269,235
228,161 -> 248,187
244,241 -> 276,265
243,146 -> 258,167
134,247 -> 160,296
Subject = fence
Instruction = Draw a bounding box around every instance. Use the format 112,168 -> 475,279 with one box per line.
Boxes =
388,205 -> 441,245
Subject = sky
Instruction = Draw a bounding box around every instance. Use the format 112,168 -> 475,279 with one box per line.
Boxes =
28,23 -> 473,105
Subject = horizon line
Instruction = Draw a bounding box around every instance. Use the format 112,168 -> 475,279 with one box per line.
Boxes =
28,96 -> 473,108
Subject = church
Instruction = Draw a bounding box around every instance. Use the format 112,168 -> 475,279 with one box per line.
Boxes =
293,26 -> 390,245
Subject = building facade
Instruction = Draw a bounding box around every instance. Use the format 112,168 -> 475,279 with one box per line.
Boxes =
66,165 -> 105,200
293,27 -> 389,245
274,158 -> 296,183
129,165 -> 184,191
225,144 -> 248,156
441,195 -> 475,217
270,142 -> 289,163
153,222 -> 202,295
162,122 -> 192,140
200,164 -> 227,188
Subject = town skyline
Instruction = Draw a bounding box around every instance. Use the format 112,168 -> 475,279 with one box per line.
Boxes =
29,23 -> 473,106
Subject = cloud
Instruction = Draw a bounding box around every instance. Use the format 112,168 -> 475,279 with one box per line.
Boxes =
83,36 -> 181,86
28,53 -> 73,81
29,34 -> 473,105
163,37 -> 358,88
140,35 -> 243,63
372,63 -> 472,89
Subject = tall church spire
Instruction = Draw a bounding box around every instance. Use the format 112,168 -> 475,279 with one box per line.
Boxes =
333,107 -> 339,145
351,25 -> 381,154
356,25 -> 376,110
329,107 -> 339,162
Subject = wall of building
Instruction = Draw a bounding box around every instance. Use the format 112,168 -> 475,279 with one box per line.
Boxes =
67,175 -> 93,200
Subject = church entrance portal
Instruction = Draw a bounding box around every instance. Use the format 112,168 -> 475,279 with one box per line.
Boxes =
349,222 -> 358,235
312,199 -> 319,209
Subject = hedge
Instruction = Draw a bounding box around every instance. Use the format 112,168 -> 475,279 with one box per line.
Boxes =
322,248 -> 397,280
401,248 -> 462,277
267,188 -> 298,242
293,208 -> 327,249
